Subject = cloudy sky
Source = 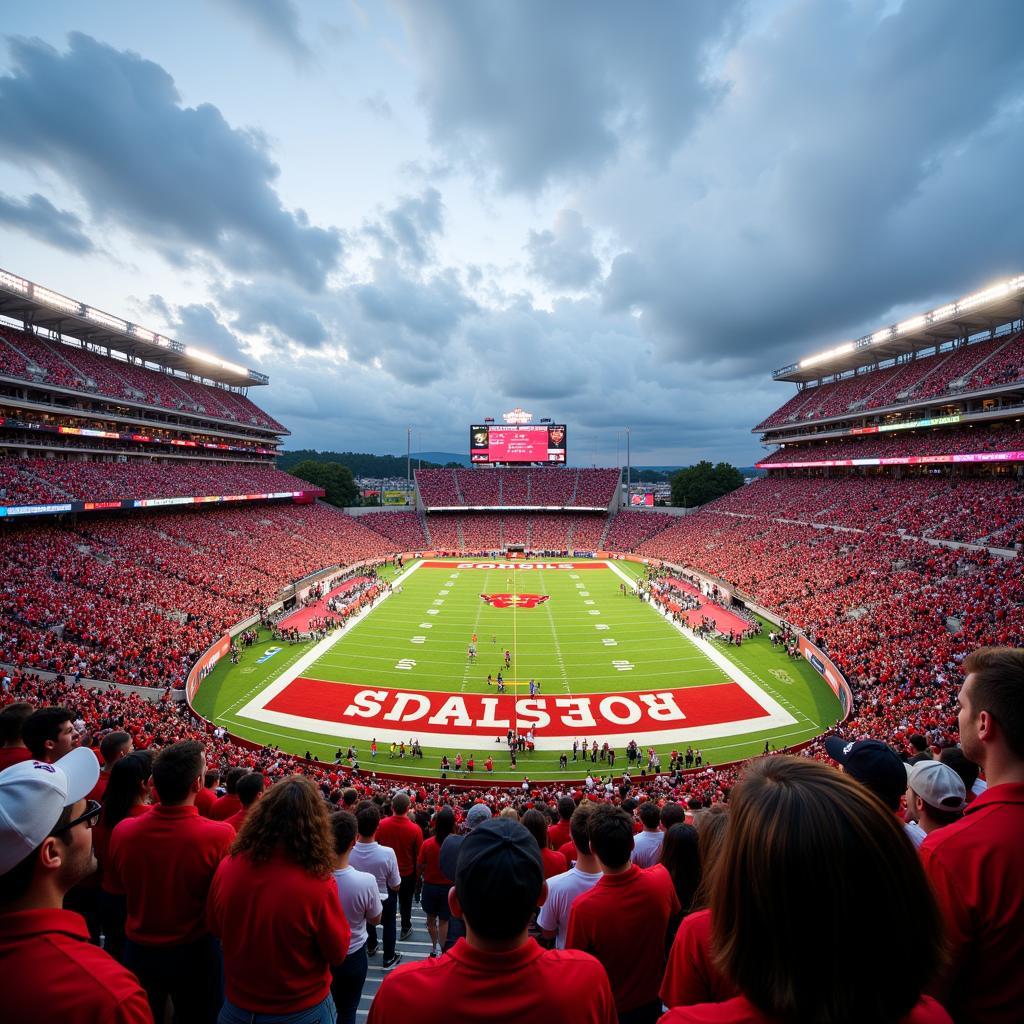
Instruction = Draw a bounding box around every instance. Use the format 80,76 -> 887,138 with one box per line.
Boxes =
1,1 -> 1022,466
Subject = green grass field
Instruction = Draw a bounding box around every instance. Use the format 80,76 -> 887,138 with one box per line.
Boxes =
192,559 -> 842,780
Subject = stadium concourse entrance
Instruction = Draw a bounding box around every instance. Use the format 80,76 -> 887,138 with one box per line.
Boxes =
506,545 -> 526,556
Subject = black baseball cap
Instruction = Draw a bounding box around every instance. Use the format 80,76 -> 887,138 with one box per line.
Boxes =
825,737 -> 907,808
454,817 -> 543,935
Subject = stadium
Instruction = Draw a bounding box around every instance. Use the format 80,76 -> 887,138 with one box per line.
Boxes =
2,8 -> 1023,1024
2,265 -> 1022,1016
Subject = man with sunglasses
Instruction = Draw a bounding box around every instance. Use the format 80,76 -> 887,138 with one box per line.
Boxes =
0,747 -> 153,1022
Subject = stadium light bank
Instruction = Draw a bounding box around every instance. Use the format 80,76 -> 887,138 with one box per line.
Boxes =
796,273 -> 1024,371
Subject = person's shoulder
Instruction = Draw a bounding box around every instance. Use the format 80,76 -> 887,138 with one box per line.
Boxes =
46,936 -> 150,1012
375,949 -> 452,1000
903,995 -> 953,1023
538,946 -> 605,972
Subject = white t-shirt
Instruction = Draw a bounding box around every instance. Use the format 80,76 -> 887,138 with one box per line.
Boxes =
631,829 -> 664,868
349,840 -> 401,899
904,820 -> 927,849
333,865 -> 383,954
536,865 -> 603,949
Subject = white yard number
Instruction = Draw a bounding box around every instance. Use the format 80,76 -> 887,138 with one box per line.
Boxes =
396,658 -> 417,670
411,636 -> 427,645
602,638 -> 618,647
612,659 -> 634,671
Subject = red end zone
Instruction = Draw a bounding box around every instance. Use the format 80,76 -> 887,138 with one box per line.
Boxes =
264,676 -> 770,739
421,561 -> 604,569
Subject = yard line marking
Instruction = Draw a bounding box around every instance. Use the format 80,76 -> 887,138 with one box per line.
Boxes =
460,570 -> 490,693
538,569 -> 572,694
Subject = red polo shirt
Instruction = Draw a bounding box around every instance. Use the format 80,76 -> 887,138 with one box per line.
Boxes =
418,836 -> 451,886
566,862 -> 680,1013
107,803 -> 234,945
558,839 -> 577,864
0,746 -> 31,772
224,807 -> 248,833
376,813 -> 423,876
208,851 -> 350,1014
548,819 -> 572,849
658,993 -> 951,1023
661,909 -> 738,1007
195,786 -> 218,817
93,804 -> 151,894
0,908 -> 154,1024
367,937 -> 615,1024
919,781 -> 1024,1022
88,769 -> 112,803
541,847 -> 569,879
208,792 -> 241,821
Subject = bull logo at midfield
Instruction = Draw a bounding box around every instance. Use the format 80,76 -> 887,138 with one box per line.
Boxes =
480,593 -> 550,609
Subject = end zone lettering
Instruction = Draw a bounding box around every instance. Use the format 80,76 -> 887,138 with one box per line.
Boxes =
421,561 -> 603,570
264,677 -> 773,738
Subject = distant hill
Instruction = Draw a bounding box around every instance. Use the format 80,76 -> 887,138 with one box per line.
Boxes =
408,451 -> 471,467
277,450 -> 449,477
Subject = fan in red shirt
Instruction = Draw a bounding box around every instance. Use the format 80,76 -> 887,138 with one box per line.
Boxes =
91,750 -> 153,965
417,805 -> 455,958
223,771 -> 265,833
195,769 -> 220,817
88,730 -> 133,803
660,757 -> 950,1024
548,795 -> 576,849
208,766 -> 247,821
208,775 -> 350,1022
919,648 -> 1024,1023
0,747 -> 154,1024
107,740 -> 234,1023
566,803 -> 680,1023
521,807 -> 569,878
376,791 -> 422,940
369,816 -> 615,1024
0,702 -> 34,773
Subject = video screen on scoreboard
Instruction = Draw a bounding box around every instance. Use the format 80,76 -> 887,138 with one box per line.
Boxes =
470,424 -> 567,463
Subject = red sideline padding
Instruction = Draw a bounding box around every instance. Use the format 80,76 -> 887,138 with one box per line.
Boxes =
264,677 -> 770,737
278,576 -> 371,632
682,604 -> 751,634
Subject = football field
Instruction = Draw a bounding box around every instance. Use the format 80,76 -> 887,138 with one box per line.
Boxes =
192,558 -> 843,780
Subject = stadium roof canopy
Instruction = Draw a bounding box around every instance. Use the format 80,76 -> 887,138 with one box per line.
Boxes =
0,267 -> 268,387
774,274 -> 1024,383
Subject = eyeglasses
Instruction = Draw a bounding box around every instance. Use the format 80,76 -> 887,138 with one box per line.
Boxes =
53,799 -> 102,834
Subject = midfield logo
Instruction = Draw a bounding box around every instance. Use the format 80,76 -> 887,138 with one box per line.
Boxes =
480,593 -> 550,609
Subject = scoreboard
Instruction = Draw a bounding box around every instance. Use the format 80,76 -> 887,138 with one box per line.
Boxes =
470,423 -> 567,464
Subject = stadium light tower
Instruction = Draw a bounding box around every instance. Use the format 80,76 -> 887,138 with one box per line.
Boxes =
406,426 -> 412,494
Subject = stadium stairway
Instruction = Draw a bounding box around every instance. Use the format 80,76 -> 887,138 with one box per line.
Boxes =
419,511 -> 432,547
358,904 -> 433,1017
598,511 -> 614,549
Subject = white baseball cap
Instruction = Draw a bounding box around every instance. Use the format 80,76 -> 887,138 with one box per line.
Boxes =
0,747 -> 100,875
907,760 -> 966,813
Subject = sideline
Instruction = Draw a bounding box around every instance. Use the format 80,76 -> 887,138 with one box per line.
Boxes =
602,559 -> 796,728
235,559 -> 423,721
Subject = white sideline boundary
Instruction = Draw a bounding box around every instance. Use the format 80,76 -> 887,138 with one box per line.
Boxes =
602,561 -> 796,727
235,559 -> 424,721
235,558 -> 796,749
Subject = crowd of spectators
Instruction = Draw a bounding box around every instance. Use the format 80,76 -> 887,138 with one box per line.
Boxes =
709,472 -> 1024,544
2,467 -> 1024,1019
762,422 -> 1024,465
415,468 -> 619,509
755,328 -> 1024,430
2,648 -> 1022,1022
357,512 -> 429,551
0,503 -> 395,687
0,458 -> 312,506
0,325 -> 284,431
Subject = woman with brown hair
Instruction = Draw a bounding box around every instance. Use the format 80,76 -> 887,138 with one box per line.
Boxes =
661,803 -> 737,1008
208,775 -> 351,1024
659,756 -> 950,1024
